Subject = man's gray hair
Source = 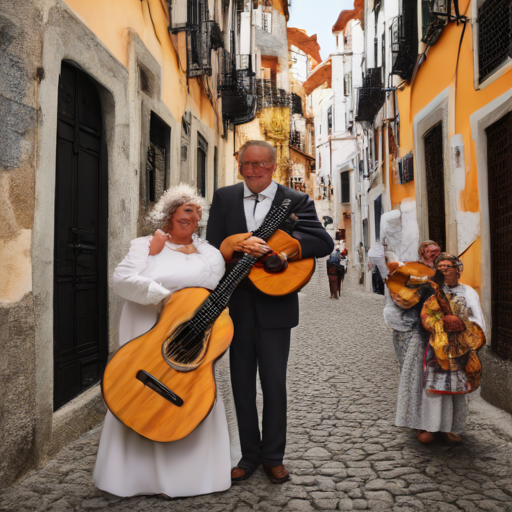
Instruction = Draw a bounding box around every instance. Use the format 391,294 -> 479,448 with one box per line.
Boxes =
147,183 -> 205,229
238,140 -> 277,163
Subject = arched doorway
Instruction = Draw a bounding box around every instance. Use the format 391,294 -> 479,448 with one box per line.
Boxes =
53,62 -> 108,410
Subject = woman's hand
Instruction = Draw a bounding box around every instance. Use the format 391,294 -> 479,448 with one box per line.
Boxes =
149,229 -> 168,256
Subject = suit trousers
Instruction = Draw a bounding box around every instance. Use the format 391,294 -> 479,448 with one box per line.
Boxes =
229,290 -> 291,469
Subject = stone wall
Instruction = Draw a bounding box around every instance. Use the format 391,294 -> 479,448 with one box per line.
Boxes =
0,0 -> 43,487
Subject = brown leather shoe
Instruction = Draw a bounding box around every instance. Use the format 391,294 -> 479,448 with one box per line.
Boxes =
231,465 -> 257,482
417,430 -> 434,444
443,432 -> 462,444
262,464 -> 290,484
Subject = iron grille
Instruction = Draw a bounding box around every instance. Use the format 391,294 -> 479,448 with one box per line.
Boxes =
256,79 -> 292,111
478,0 -> 512,84
421,0 -> 450,46
398,152 -> 414,184
355,67 -> 385,123
290,130 -> 304,151
486,110 -> 512,360
291,93 -> 303,115
424,122 -> 446,250
218,51 -> 256,126
391,0 -> 418,80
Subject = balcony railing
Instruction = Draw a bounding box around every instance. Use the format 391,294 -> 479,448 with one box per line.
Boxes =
391,0 -> 418,81
355,68 -> 385,123
421,0 -> 450,46
218,51 -> 256,126
256,79 -> 292,111
168,0 -> 222,78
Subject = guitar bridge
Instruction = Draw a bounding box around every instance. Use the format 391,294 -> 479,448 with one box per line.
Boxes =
136,370 -> 184,406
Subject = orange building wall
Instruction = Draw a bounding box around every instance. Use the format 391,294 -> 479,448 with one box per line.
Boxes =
64,0 -> 217,129
394,0 -> 512,293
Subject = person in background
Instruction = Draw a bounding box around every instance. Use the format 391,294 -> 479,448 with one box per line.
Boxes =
326,247 -> 343,299
420,253 -> 486,443
384,240 -> 448,444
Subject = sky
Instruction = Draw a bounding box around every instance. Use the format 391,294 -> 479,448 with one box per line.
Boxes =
288,0 -> 354,60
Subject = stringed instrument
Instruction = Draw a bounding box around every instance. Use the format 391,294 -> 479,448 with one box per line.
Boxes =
249,229 -> 315,296
102,199 -> 293,442
385,261 -> 435,308
395,271 -> 486,393
220,229 -> 315,296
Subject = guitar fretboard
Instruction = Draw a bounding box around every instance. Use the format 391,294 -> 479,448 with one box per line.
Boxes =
190,199 -> 291,331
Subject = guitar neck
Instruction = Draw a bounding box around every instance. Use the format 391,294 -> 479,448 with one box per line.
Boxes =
194,199 -> 292,327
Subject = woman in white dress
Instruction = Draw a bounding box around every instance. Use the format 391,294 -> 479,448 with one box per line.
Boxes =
93,184 -> 240,497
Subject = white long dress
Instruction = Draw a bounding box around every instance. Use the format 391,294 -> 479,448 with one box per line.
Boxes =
93,235 -> 240,497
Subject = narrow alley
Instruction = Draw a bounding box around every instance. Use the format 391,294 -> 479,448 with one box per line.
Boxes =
1,264 -> 511,512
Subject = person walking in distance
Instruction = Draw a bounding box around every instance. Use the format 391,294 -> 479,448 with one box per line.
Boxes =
207,140 -> 333,484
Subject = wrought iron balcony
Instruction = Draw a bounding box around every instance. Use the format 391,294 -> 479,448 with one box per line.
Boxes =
355,68 -> 385,123
421,0 -> 450,46
391,0 -> 418,81
168,0 -> 222,79
256,79 -> 292,111
218,52 -> 256,126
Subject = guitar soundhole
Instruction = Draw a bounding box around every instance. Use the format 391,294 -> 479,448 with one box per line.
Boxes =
162,322 -> 213,372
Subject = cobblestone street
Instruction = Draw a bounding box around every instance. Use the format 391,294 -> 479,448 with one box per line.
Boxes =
1,263 -> 511,512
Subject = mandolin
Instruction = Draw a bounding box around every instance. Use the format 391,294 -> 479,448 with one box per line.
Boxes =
102,200 -> 292,442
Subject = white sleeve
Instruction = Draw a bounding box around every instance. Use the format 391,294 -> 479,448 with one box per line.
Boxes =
112,237 -> 171,305
195,239 -> 226,290
464,285 -> 486,334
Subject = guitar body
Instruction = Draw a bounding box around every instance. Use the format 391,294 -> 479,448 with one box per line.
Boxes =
248,230 -> 315,296
386,261 -> 435,309
101,287 -> 234,443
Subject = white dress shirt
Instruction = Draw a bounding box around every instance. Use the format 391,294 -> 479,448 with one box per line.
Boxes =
243,180 -> 278,231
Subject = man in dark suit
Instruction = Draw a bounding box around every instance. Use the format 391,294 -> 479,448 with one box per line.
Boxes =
206,140 -> 333,484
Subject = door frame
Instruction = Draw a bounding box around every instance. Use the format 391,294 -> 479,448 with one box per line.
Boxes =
413,86 -> 457,254
53,62 -> 109,410
470,88 -> 512,334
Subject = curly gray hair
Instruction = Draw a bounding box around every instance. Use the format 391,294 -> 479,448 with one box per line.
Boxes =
147,183 -> 205,230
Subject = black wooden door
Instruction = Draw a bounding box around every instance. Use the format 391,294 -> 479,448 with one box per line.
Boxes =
424,122 -> 446,251
486,110 -> 512,360
54,62 -> 108,410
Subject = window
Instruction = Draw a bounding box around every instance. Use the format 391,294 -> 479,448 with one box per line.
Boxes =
327,106 -> 333,134
374,195 -> 382,241
214,146 -> 218,191
147,113 -> 170,204
477,0 -> 512,85
343,74 -> 351,96
398,152 -> 414,184
197,133 -> 208,197
341,171 -> 350,203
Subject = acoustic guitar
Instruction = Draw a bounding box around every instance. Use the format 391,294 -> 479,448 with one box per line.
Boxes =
248,229 -> 315,296
102,199 -> 293,442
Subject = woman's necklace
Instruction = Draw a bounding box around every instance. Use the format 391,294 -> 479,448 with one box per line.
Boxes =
165,235 -> 197,254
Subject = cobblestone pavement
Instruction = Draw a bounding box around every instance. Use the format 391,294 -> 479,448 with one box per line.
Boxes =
1,263 -> 512,512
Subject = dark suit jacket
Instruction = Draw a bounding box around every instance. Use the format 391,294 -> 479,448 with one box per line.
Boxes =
206,183 -> 334,329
